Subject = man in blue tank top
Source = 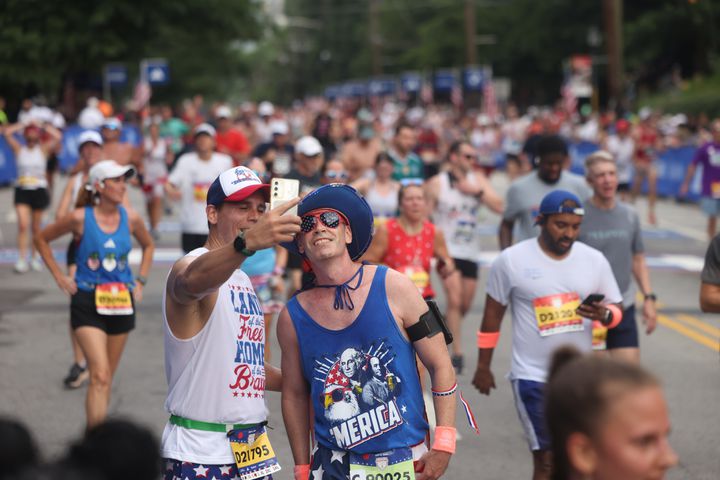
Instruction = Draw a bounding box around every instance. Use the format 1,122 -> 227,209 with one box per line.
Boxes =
278,184 -> 457,480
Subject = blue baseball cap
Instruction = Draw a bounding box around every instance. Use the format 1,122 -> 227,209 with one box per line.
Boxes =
536,190 -> 585,221
282,184 -> 374,261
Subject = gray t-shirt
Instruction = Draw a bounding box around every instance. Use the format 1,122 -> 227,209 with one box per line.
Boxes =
578,201 -> 644,307
503,171 -> 591,242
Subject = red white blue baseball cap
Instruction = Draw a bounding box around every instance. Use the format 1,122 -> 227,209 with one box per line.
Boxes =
206,166 -> 270,207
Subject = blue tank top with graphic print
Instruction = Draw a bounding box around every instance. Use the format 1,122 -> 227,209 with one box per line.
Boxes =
75,206 -> 134,291
287,265 -> 428,454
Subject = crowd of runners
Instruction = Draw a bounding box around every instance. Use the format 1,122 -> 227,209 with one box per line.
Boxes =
2,94 -> 718,480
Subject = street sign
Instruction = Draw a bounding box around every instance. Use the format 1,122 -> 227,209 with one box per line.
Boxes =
104,64 -> 128,87
141,58 -> 170,86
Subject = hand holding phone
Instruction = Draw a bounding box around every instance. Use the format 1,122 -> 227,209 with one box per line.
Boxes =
580,293 -> 605,307
270,178 -> 300,216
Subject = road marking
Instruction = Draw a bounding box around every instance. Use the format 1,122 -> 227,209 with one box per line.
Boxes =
675,313 -> 720,338
657,314 -> 720,352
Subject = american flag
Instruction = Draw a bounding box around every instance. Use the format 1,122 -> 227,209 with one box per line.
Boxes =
482,79 -> 498,120
325,362 -> 350,389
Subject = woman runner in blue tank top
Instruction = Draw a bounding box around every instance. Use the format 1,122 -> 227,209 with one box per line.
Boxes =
35,160 -> 154,428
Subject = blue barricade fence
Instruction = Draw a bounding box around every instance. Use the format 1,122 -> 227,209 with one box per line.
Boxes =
0,125 -> 142,184
0,131 -> 703,201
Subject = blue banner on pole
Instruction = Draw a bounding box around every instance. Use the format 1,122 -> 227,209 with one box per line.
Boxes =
401,73 -> 422,93
463,67 -> 484,91
325,85 -> 340,100
341,82 -> 367,98
433,70 -> 456,93
368,79 -> 396,96
58,125 -> 88,172
0,136 -> 17,185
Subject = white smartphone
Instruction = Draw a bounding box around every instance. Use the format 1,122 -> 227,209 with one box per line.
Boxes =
270,178 -> 300,216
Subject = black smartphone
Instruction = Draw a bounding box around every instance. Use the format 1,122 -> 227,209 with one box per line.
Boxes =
580,293 -> 605,306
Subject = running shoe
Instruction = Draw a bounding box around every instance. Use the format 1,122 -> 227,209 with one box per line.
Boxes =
64,363 -> 89,389
14,258 -> 29,273
30,258 -> 43,271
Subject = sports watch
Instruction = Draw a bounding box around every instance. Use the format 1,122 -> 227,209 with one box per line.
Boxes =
233,230 -> 255,257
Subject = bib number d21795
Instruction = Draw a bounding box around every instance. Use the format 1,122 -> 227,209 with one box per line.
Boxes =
228,425 -> 281,480
349,448 -> 415,480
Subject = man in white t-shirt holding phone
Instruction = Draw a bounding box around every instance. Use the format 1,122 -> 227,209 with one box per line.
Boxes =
472,190 -> 623,480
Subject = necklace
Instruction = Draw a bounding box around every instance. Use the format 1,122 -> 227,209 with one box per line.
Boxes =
315,264 -> 365,310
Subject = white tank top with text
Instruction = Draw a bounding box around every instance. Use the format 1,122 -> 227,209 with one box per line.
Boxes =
15,145 -> 48,189
161,247 -> 268,464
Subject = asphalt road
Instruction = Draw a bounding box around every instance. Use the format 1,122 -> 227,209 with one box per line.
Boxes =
0,174 -> 718,479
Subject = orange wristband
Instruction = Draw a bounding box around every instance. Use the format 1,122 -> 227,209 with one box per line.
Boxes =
294,464 -> 310,480
477,331 -> 500,349
432,426 -> 457,454
606,304 -> 623,329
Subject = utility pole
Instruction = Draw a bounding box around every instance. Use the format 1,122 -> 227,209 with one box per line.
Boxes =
464,0 -> 477,65
603,0 -> 624,109
369,0 -> 382,75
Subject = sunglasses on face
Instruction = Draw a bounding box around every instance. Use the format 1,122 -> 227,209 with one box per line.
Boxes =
300,210 -> 346,233
324,171 -> 348,180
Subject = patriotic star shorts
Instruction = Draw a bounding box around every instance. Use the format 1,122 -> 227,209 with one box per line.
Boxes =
162,458 -> 273,480
310,445 -> 425,479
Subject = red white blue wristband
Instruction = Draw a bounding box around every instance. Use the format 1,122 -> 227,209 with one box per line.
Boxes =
431,382 -> 457,397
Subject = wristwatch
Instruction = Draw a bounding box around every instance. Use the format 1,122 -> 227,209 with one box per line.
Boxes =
233,231 -> 256,257
602,308 -> 613,326
644,292 -> 658,302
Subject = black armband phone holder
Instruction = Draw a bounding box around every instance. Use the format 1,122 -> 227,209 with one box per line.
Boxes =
406,299 -> 454,345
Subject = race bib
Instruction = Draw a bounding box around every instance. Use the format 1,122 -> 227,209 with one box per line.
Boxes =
193,182 -> 210,202
349,448 -> 415,480
229,425 -> 281,480
533,292 -> 583,337
592,320 -> 608,351
17,175 -> 41,188
711,181 -> 720,199
399,265 -> 429,293
95,283 -> 133,316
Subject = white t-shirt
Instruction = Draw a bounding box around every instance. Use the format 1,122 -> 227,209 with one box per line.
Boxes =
168,152 -> 232,234
486,239 -> 622,382
605,135 -> 635,184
